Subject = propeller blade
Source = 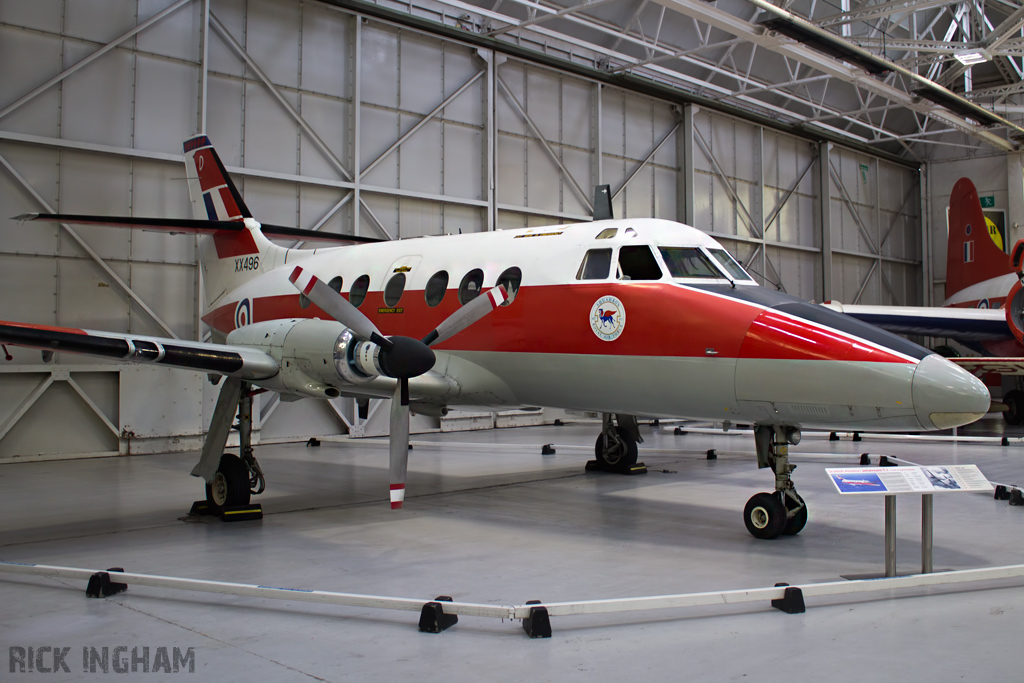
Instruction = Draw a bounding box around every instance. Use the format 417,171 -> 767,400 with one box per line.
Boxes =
422,285 -> 507,347
289,266 -> 391,349
389,379 -> 411,509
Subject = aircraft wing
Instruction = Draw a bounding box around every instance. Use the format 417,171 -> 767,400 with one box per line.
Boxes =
822,302 -> 1012,341
947,357 -> 1024,377
0,321 -> 279,381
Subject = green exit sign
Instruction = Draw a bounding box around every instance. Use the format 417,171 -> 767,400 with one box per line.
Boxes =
981,195 -> 995,208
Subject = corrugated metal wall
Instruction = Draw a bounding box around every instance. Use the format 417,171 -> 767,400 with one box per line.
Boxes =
0,0 -> 922,460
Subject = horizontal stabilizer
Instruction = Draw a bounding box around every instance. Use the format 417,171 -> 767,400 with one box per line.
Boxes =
14,213 -> 381,245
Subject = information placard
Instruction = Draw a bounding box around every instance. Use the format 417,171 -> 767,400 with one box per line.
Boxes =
827,465 -> 992,495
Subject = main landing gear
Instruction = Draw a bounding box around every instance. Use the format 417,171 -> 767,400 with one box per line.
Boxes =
744,425 -> 807,540
191,378 -> 265,518
590,413 -> 646,473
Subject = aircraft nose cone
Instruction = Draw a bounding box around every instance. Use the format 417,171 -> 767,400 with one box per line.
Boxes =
912,354 -> 990,430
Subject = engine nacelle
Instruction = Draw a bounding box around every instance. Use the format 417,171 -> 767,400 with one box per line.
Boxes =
227,319 -> 377,398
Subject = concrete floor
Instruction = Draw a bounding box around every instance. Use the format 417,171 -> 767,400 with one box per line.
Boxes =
2,420 -> 1023,681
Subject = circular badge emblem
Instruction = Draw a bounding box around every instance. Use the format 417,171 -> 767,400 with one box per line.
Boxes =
590,295 -> 625,341
234,298 -> 252,329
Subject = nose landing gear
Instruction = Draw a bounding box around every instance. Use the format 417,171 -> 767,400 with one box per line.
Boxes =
744,425 -> 807,539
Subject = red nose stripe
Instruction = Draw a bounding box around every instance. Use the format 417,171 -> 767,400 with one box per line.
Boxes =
740,310 -> 913,363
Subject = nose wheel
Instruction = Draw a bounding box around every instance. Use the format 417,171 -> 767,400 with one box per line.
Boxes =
744,425 -> 807,539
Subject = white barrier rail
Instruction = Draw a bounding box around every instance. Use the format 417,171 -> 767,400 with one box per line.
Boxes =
4,560 -> 1024,627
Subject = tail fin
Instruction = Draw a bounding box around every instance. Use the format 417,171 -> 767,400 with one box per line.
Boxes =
183,135 -> 285,307
945,177 -> 1012,303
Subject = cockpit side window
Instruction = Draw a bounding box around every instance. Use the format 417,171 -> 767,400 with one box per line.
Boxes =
576,248 -> 612,280
708,248 -> 753,281
659,247 -> 723,279
596,228 -> 617,239
618,245 -> 662,281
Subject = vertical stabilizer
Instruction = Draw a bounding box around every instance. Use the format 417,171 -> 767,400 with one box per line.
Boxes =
945,177 -> 1012,303
182,135 -> 286,310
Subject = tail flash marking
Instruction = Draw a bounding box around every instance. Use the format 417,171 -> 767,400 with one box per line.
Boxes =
183,135 -> 259,259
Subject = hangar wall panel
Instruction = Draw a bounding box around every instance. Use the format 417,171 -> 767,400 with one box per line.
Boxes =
0,0 -> 923,460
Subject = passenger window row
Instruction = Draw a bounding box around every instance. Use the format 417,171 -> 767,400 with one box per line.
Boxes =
307,267 -> 522,309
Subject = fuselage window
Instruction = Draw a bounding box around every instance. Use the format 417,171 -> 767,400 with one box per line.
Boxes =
618,245 -> 663,280
495,267 -> 522,306
596,228 -> 617,239
383,273 -> 406,307
328,276 -> 344,293
458,268 -> 485,305
659,247 -> 723,279
708,248 -> 754,281
350,274 -> 370,308
425,270 -> 448,307
576,248 -> 612,280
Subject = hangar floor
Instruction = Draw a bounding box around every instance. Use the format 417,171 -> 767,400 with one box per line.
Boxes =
2,420 -> 1023,681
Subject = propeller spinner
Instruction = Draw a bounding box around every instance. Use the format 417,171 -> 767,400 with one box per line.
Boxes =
289,266 -> 507,508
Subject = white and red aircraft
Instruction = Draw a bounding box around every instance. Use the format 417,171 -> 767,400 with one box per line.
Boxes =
826,178 -> 1024,423
1,136 -> 990,539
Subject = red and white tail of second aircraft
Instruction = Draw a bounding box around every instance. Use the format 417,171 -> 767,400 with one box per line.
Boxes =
1,136 -> 991,539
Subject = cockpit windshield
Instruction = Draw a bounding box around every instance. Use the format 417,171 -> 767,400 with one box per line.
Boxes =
658,247 -> 723,279
707,248 -> 753,281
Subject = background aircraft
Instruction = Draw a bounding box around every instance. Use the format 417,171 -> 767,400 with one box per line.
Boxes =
825,178 -> 1024,423
0,137 -> 990,539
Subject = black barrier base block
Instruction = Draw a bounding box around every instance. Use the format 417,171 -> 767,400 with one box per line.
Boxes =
541,444 -> 556,455
771,583 -> 805,614
829,432 -> 840,441
522,601 -> 552,638
674,427 -> 687,435
995,485 -> 1011,500
706,449 -> 717,460
418,596 -> 458,633
585,460 -> 647,475
1010,490 -> 1024,507
860,453 -> 872,466
86,568 -> 127,598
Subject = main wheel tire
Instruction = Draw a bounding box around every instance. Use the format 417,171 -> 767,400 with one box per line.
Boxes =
205,453 -> 251,508
594,426 -> 639,469
1004,390 -> 1024,426
744,492 -> 787,540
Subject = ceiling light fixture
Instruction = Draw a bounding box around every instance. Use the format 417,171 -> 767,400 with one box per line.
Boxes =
953,49 -> 990,66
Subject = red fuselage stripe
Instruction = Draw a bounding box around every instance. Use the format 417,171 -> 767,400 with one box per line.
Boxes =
203,283 -> 914,363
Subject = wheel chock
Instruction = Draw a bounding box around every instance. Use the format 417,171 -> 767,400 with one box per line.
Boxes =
189,500 -> 214,516
522,600 -> 552,638
220,504 -> 263,521
585,461 -> 647,475
1010,489 -> 1024,507
829,432 -> 840,441
674,427 -> 687,435
771,583 -> 805,614
859,454 -> 871,466
418,596 -> 458,633
541,444 -> 556,455
995,485 -> 1011,500
86,568 -> 127,599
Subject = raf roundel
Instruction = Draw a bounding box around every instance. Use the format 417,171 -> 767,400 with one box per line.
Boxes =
234,298 -> 252,329
590,295 -> 625,341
